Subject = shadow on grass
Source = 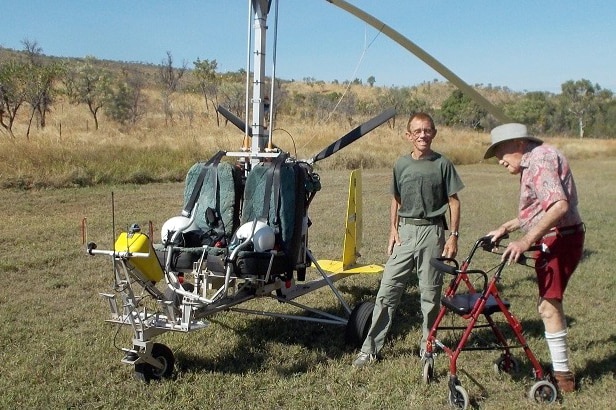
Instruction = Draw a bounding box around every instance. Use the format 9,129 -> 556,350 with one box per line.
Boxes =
173,275 -> 586,381
175,313 -> 358,376
577,334 -> 616,382
174,281 -> 426,377
337,278 -> 425,353
174,245 -> 595,378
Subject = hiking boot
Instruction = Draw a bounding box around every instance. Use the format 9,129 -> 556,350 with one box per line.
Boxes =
352,352 -> 378,368
553,370 -> 576,393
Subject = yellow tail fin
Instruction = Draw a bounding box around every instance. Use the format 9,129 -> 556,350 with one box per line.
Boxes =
318,169 -> 384,274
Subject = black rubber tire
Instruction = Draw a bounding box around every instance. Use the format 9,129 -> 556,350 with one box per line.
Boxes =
134,343 -> 175,383
493,354 -> 520,375
345,300 -> 375,348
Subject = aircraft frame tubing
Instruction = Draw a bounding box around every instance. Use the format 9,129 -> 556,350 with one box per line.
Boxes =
101,255 -> 356,344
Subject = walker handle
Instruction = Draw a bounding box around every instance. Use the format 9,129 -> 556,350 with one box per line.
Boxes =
430,257 -> 459,275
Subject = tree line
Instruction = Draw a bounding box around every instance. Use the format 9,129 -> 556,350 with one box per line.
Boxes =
1,42 -> 615,139
437,80 -> 616,138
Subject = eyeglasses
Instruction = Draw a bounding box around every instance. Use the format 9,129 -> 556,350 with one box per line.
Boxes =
409,127 -> 435,137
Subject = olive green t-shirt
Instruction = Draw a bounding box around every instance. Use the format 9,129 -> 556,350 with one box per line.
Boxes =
391,152 -> 464,219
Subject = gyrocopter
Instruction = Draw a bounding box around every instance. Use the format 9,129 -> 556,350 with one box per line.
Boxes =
83,0 -> 517,387
84,0 -> 395,382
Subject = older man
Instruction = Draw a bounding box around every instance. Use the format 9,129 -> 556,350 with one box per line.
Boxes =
484,123 -> 585,393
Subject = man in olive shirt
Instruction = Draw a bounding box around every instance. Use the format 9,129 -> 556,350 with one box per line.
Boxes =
353,112 -> 464,368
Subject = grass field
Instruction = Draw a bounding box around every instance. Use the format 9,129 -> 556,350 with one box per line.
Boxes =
0,156 -> 614,409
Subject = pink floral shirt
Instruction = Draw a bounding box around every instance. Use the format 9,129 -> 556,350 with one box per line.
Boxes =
518,144 -> 582,233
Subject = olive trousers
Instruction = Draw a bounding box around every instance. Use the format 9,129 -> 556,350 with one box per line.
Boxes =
360,222 -> 445,356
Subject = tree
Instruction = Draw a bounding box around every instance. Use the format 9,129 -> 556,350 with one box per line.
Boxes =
589,88 -> 616,138
367,76 -> 376,87
0,60 -> 29,138
22,40 -> 51,132
559,79 -> 596,138
24,63 -> 60,138
21,40 -> 62,138
504,91 -> 555,133
63,56 -> 112,130
158,51 -> 187,126
193,58 -> 221,125
440,89 -> 487,130
218,81 -> 246,123
335,91 -> 358,127
105,67 -> 147,127
376,87 -> 428,129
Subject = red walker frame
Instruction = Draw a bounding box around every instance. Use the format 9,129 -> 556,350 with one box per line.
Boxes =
422,236 -> 558,408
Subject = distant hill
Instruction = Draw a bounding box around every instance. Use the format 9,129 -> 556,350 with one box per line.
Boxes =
0,45 -> 520,111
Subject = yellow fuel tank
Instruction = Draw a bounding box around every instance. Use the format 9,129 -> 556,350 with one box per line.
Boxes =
114,231 -> 164,282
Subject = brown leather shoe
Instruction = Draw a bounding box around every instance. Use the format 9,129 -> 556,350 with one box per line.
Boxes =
553,370 -> 576,393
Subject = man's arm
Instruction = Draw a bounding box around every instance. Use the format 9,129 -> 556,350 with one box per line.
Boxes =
488,218 -> 521,241
443,193 -> 460,258
502,200 -> 569,264
388,195 -> 401,255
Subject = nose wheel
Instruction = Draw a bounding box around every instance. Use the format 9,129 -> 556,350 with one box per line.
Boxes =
133,343 -> 175,383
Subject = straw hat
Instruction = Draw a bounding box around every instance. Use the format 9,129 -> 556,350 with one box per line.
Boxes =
484,123 -> 543,159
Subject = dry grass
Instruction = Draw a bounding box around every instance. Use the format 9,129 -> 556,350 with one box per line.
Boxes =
2,93 -> 614,190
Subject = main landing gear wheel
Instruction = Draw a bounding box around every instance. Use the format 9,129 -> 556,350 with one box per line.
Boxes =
448,385 -> 469,410
345,301 -> 375,348
422,357 -> 434,384
528,380 -> 558,404
493,354 -> 520,375
134,343 -> 175,383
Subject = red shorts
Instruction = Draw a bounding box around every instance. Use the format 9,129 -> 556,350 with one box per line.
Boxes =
534,225 -> 585,301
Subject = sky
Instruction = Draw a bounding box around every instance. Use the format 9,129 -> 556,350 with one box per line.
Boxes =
1,1 -> 614,94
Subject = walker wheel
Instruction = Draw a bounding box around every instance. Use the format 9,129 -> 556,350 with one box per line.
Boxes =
528,380 -> 558,404
493,354 -> 520,375
448,384 -> 469,409
422,357 -> 434,384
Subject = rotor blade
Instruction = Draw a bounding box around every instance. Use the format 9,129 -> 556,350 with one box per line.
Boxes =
325,0 -> 510,123
217,105 -> 252,136
311,107 -> 395,163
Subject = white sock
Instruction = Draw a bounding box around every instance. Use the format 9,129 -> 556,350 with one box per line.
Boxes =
545,329 -> 570,372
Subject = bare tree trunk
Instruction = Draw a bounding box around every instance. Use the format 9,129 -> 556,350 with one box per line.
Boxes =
26,107 -> 36,139
579,117 -> 584,138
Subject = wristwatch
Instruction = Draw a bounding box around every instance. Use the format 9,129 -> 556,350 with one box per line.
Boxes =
450,231 -> 459,238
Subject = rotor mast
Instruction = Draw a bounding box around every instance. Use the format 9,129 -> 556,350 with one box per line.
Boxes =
250,0 -> 270,163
